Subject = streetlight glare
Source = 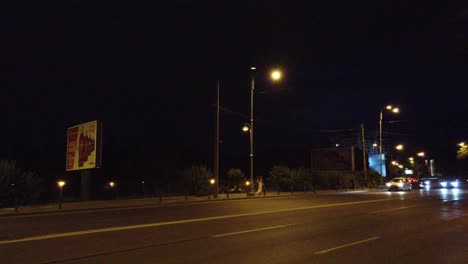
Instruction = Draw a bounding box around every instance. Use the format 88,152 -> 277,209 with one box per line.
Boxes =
109,181 -> 115,187
270,70 -> 282,81
242,125 -> 250,132
395,144 -> 404,150
458,142 -> 465,147
250,66 -> 256,70
392,108 -> 400,113
386,105 -> 393,110
210,178 -> 215,185
57,180 -> 66,188
245,180 -> 250,186
417,152 -> 425,157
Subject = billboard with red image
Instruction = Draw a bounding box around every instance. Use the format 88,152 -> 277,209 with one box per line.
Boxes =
66,120 -> 102,171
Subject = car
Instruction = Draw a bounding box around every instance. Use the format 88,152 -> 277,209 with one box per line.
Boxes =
419,177 -> 440,189
386,177 -> 412,191
439,177 -> 461,188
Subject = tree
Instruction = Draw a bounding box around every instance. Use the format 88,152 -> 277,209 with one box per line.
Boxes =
180,165 -> 213,196
268,165 -> 291,195
0,160 -> 43,207
291,167 -> 313,193
226,168 -> 245,191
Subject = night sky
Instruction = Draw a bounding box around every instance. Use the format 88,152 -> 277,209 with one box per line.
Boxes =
2,1 -> 467,185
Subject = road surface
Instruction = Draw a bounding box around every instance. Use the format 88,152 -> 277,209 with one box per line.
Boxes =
1,188 -> 467,263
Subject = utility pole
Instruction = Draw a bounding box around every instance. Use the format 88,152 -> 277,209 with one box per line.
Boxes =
361,123 -> 368,187
214,81 -> 220,198
250,67 -> 255,188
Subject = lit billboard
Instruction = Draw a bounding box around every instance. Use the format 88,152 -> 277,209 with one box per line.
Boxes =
66,120 -> 102,171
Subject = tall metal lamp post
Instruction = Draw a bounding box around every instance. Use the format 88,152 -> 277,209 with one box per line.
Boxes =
379,105 -> 400,177
248,67 -> 282,189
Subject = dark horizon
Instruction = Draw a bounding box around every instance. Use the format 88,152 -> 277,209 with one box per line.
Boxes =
2,1 -> 467,194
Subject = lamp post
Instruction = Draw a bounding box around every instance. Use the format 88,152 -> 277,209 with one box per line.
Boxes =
379,105 -> 400,177
245,180 -> 251,197
248,67 -> 282,190
209,178 -> 215,199
57,180 -> 66,209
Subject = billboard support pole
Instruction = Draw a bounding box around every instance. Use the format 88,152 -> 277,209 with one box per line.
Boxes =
80,170 -> 91,201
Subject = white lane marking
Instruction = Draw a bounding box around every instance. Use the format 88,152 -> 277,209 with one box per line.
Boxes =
213,224 -> 293,238
0,198 -> 398,245
369,206 -> 417,214
446,214 -> 468,221
314,237 -> 380,255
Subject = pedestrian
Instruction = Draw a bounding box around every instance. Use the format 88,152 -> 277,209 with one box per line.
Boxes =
255,176 -> 264,196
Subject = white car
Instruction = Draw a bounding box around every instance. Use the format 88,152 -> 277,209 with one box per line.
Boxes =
386,177 -> 412,191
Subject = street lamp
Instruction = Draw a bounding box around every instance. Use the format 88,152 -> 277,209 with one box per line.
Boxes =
208,178 -> 216,199
248,66 -> 282,187
57,180 -> 66,209
417,152 -> 425,157
245,180 -> 251,197
395,144 -> 404,151
379,105 -> 400,177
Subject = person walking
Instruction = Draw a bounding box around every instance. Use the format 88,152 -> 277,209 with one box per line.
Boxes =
255,176 -> 264,196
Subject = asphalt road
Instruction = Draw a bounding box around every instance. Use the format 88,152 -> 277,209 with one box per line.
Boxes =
1,188 -> 467,264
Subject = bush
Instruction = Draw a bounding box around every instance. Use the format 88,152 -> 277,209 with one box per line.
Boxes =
180,165 -> 213,196
0,160 -> 43,207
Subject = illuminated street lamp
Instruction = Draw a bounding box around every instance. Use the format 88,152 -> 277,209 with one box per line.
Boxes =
379,105 -> 401,176
395,144 -> 404,151
208,178 -> 216,199
391,161 -> 397,165
57,180 -> 66,209
458,142 -> 465,147
245,180 -> 251,197
242,124 -> 250,133
248,67 -> 282,187
417,152 -> 425,157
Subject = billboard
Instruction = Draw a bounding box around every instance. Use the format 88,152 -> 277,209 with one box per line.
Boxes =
368,153 -> 386,177
66,120 -> 102,171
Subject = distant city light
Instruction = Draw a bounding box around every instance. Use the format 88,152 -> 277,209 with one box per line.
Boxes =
417,152 -> 425,157
405,169 -> 414,175
395,144 -> 404,151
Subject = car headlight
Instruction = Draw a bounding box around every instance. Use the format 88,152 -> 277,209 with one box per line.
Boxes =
397,183 -> 404,187
386,183 -> 391,187
425,181 -> 430,185
451,181 -> 459,187
440,182 -> 447,187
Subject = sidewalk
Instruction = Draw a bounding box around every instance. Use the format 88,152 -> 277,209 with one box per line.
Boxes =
0,189 -> 368,217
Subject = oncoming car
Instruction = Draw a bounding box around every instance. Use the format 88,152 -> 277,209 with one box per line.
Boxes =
419,177 -> 440,189
439,177 -> 460,188
386,177 -> 412,191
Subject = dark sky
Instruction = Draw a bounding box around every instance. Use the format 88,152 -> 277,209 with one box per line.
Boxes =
2,1 -> 467,181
